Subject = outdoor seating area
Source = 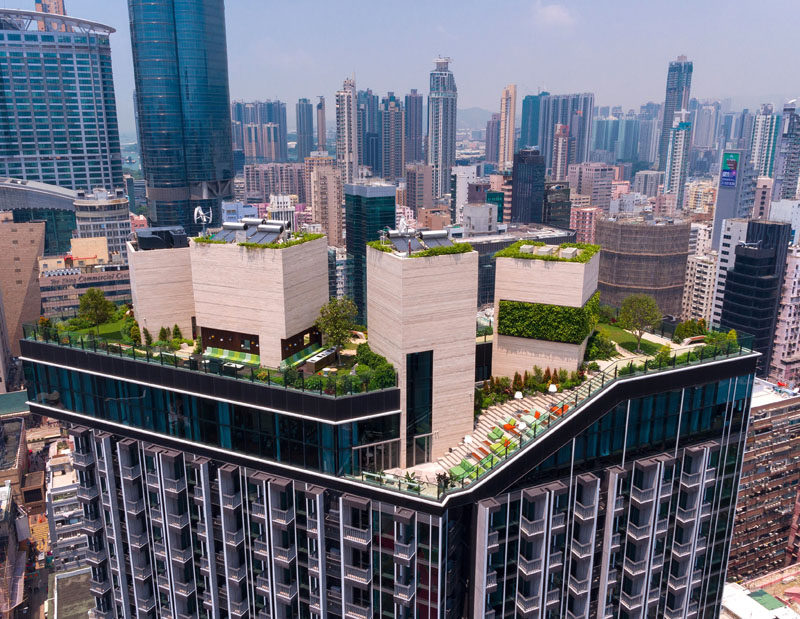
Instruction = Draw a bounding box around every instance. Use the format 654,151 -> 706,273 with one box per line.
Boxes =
283,342 -> 323,368
203,347 -> 260,366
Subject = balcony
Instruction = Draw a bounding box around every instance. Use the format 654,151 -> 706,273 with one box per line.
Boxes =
520,515 -> 545,538
681,471 -> 702,487
125,497 -> 145,514
342,524 -> 371,546
156,573 -> 169,590
173,579 -> 196,597
394,540 -> 415,562
167,512 -> 190,529
620,590 -> 645,609
221,491 -> 242,510
273,545 -> 297,564
518,556 -> 543,576
568,574 -> 590,596
343,564 -> 372,584
574,502 -> 595,521
255,572 -> 270,594
551,512 -> 566,529
485,570 -> 498,593
120,463 -> 141,480
627,521 -> 651,540
84,547 -> 107,564
71,451 -> 94,468
224,528 -> 245,546
676,505 -> 698,522
307,517 -> 319,534
271,505 -> 295,525
145,471 -> 159,487
614,495 -> 625,512
250,501 -> 266,518
136,596 -> 156,613
229,598 -> 249,616
546,589 -> 559,605
344,602 -> 370,619
162,476 -> 187,494
571,538 -> 593,558
171,545 -> 193,563
549,551 -> 564,568
80,516 -> 104,534
624,558 -> 648,576
673,540 -> 693,557
89,578 -> 111,596
198,556 -> 209,574
393,581 -> 415,602
252,538 -> 269,557
228,563 -> 248,581
153,541 -> 166,557
517,592 -> 540,615
487,530 -> 500,551
611,533 -> 622,548
630,486 -> 657,504
669,572 -> 690,589
149,506 -> 162,522
274,581 -> 298,602
128,531 -> 149,547
131,563 -> 151,580
77,485 -> 99,501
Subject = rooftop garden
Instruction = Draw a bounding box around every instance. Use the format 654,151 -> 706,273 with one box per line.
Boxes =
367,239 -> 473,258
494,241 -> 600,263
193,232 -> 324,249
497,292 -> 599,344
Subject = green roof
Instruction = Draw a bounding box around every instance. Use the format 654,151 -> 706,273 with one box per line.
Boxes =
749,589 -> 785,611
0,391 -> 28,415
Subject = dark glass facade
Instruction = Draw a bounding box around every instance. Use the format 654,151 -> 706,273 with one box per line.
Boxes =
510,149 -> 546,223
519,92 -> 548,149
543,181 -> 572,229
406,350 -> 433,467
12,206 -> 75,254
344,185 -> 396,324
295,98 -> 313,161
128,0 -> 233,234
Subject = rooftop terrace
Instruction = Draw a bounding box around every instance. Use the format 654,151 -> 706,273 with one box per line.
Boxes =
494,240 -> 600,262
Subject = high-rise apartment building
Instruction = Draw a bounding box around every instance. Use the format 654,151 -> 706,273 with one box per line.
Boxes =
307,154 -> 344,248
691,104 -> 718,149
316,96 -> 326,152
231,101 -> 288,163
295,98 -> 314,162
405,163 -> 433,213
538,92 -> 594,171
772,101 -> 800,201
750,103 -> 781,177
379,93 -> 405,183
636,117 -> 660,164
681,252 -> 718,324
570,205 -> 601,243
427,58 -> 457,198
551,124 -> 572,181
404,89 -> 424,163
336,78 -> 359,184
657,55 -> 693,171
519,91 -> 548,149
244,163 -> 305,204
663,110 -> 692,210
632,170 -> 664,197
345,182 -> 396,323
356,89 -> 379,171
684,180 -> 717,214
509,149 -> 545,223
0,10 -> 123,191
567,162 -> 614,211
711,149 -> 757,250
46,448 -> 89,571
752,176 -> 774,219
130,0 -> 233,234
498,84 -> 517,170
770,245 -> 800,384
485,113 -> 500,164
449,165 -> 477,224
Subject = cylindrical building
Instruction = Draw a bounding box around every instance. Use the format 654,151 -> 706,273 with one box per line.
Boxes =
596,216 -> 690,317
73,188 -> 132,263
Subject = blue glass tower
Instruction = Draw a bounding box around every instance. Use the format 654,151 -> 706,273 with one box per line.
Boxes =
128,0 -> 233,235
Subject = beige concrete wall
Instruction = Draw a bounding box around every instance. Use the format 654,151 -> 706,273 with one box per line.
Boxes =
494,252 -> 599,309
128,242 -> 195,342
492,334 -> 588,378
367,247 -> 478,463
190,237 -> 328,367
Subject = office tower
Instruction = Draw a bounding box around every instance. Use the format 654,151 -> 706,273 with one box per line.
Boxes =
308,156 -> 344,247
0,178 -> 77,254
538,92 -> 595,170
681,252 -> 718,324
130,0 -> 233,235
449,165 -> 477,224
404,89 -> 424,163
663,110 -> 692,210
427,58 -> 457,198
636,118 -> 660,164
0,10 -> 122,191
336,78 -> 359,184
543,181 -> 571,229
509,149 -> 545,223
596,216 -> 690,315
367,230 -> 477,464
632,170 -> 664,197
551,124 -> 572,181
519,91 -> 548,149
657,55 -> 693,171
692,104 -> 718,149
752,176 -> 774,218
567,162 -> 614,210
485,113 -> 500,164
379,93 -> 405,183
244,163 -> 305,204
356,89 -> 379,170
570,205 -> 601,243
728,380 -> 800,579
405,163 -> 433,213
718,220 -> 790,375
498,84 -> 517,170
0,217 -> 44,356
73,188 -> 132,263
316,96 -> 326,152
750,104 -> 780,177
772,101 -> 800,200
770,246 -> 800,383
295,98 -> 314,162
711,149 -> 757,250
345,182 -> 396,323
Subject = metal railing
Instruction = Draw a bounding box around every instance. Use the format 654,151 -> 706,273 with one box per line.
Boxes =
342,524 -> 371,545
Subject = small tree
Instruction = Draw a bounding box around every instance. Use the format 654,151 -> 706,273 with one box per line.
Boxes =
314,297 -> 357,360
654,344 -> 672,367
158,326 -> 169,342
172,324 -> 182,339
143,328 -> 153,346
618,294 -> 662,353
78,288 -> 115,327
130,323 -> 141,345
512,371 -> 523,392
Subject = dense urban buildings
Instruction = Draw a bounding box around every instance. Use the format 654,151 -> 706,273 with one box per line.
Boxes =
0,10 -> 123,191
427,58 -> 457,197
657,55 -> 693,170
129,0 -> 233,234
538,92 -> 594,171
772,100 -> 800,201
405,163 -> 433,213
497,84 -> 517,171
750,103 -> 781,177
567,162 -> 614,211
307,153 -> 344,247
244,163 -> 305,204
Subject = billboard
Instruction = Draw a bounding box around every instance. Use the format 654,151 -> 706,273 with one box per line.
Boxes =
720,152 -> 740,188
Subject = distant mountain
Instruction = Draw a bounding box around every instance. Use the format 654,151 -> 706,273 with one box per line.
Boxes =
457,107 -> 493,130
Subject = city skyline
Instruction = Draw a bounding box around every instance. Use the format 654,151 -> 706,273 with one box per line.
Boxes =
59,0 -> 800,137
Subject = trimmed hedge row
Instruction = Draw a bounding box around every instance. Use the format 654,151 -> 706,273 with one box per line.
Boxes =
497,292 -> 599,344
411,242 -> 473,258
494,240 -> 600,263
239,233 -> 324,250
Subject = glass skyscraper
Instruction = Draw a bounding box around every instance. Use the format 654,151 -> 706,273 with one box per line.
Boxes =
657,55 -> 693,172
0,10 -> 123,191
427,58 -> 457,198
128,0 -> 233,235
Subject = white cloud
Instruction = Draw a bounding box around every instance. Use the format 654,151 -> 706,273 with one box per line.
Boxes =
533,1 -> 575,27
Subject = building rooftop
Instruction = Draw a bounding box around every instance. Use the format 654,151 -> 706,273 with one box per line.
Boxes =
0,391 -> 29,416
51,568 -> 94,619
368,229 -> 471,257
0,418 -> 22,471
722,583 -> 800,619
750,378 -> 800,409
0,8 -> 115,35
203,218 -> 290,245
494,240 -> 600,263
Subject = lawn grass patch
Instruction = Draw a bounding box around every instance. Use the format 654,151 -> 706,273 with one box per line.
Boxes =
597,323 -> 661,356
73,318 -> 127,341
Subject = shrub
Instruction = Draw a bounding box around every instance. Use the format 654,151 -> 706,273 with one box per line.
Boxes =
172,324 -> 182,339
587,361 -> 600,372
410,242 -> 473,258
673,318 -> 707,343
143,328 -> 153,346
168,338 -> 182,351
158,327 -> 169,341
585,331 -> 617,360
654,345 -> 672,366
497,292 -> 599,345
494,241 -> 600,263
130,324 -> 141,345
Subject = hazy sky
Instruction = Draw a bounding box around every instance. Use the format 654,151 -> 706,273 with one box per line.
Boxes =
60,0 -> 799,137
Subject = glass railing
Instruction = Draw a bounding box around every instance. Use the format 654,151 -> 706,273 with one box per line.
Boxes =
22,324 -> 397,398
348,329 -> 755,501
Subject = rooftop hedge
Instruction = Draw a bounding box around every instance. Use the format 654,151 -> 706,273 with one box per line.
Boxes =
192,237 -> 227,244
239,233 -> 324,250
494,241 -> 600,263
497,292 -> 599,344
367,240 -> 393,253
366,239 -> 473,257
